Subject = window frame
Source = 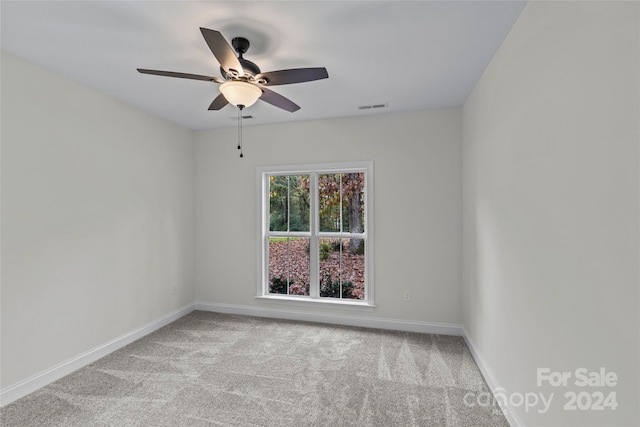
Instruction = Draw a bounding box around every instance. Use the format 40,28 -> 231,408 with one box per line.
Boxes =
256,161 -> 375,309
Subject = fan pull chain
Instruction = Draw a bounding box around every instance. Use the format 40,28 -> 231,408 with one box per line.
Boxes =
238,105 -> 244,158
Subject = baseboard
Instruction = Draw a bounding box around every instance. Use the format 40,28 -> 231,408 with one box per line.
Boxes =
462,327 -> 525,427
195,301 -> 464,336
0,303 -> 195,407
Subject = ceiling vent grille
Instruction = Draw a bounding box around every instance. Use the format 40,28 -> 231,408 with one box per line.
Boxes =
358,103 -> 388,110
229,115 -> 253,120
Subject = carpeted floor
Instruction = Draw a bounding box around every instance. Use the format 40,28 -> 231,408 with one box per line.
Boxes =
1,311 -> 509,426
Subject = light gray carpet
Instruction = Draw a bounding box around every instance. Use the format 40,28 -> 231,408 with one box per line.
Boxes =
1,311 -> 509,426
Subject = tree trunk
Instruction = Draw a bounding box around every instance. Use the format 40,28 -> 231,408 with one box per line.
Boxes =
347,174 -> 364,254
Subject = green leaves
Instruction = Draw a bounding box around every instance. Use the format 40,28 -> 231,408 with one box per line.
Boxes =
319,274 -> 354,299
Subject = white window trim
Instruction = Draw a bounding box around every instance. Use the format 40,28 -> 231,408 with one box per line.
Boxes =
256,161 -> 375,309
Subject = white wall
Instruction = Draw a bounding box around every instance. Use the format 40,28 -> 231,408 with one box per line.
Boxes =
1,54 -> 195,390
463,2 -> 639,426
195,109 -> 462,325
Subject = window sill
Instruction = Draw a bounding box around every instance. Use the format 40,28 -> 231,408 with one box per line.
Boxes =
255,295 -> 376,311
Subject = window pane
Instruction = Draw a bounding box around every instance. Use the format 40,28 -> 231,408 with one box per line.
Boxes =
319,174 -> 341,232
318,238 -> 363,300
341,172 -> 365,235
269,175 -> 309,232
268,237 -> 310,296
269,176 -> 289,232
318,238 -> 342,298
289,175 -> 310,232
341,239 -> 365,300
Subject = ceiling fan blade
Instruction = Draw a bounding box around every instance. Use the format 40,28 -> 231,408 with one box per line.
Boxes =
255,67 -> 328,86
208,93 -> 229,110
259,87 -> 300,112
200,28 -> 243,77
137,69 -> 224,83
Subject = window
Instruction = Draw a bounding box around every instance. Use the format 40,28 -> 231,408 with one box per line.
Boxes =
257,162 -> 374,307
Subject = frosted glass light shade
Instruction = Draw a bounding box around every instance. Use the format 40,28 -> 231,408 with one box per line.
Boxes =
219,81 -> 262,108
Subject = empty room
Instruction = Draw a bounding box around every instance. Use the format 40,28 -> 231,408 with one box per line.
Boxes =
1,1 -> 638,426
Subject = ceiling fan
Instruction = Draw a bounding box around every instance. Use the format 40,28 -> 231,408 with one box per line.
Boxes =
137,28 -> 329,113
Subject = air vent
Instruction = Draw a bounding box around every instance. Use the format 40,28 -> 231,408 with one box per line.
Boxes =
229,115 -> 253,120
358,103 -> 388,110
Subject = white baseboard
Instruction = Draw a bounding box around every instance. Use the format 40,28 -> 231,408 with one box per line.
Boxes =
195,301 -> 464,336
0,303 -> 195,407
462,327 -> 524,427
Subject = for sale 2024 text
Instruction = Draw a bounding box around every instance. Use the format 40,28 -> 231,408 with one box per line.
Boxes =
537,367 -> 618,411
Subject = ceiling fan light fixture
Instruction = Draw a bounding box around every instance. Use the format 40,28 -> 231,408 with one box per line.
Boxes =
219,80 -> 262,108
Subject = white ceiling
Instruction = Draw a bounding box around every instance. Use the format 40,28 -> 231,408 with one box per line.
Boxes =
1,1 -> 526,130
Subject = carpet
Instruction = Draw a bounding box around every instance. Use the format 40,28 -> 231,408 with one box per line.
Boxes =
1,311 -> 509,426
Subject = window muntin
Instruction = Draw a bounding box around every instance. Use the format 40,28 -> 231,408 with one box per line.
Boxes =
259,163 -> 373,306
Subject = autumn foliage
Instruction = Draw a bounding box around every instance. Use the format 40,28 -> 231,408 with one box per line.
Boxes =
268,238 -> 365,299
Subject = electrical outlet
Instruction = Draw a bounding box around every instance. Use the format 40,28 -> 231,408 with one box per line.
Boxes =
172,285 -> 177,295
403,291 -> 411,302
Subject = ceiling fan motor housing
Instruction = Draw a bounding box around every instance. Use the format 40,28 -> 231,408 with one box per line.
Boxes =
220,59 -> 261,80
219,37 -> 261,79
